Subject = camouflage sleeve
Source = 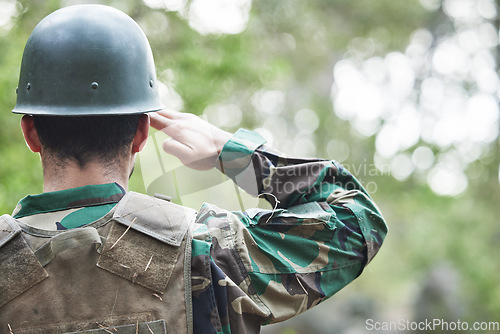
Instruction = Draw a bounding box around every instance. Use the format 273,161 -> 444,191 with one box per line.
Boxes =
206,128 -> 387,326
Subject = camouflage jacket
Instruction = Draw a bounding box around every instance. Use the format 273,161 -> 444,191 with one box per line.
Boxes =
11,129 -> 388,333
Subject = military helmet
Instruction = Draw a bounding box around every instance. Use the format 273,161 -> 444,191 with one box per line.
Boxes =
13,4 -> 164,116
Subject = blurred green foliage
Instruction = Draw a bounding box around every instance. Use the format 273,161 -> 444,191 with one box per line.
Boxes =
0,0 -> 499,332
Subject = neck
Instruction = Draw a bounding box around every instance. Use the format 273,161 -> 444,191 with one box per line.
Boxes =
42,159 -> 131,193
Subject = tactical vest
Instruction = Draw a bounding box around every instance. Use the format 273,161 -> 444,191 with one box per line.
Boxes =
0,192 -> 197,334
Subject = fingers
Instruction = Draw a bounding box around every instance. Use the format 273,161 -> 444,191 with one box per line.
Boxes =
148,110 -> 231,170
156,109 -> 186,119
162,138 -> 191,160
152,109 -> 188,126
163,138 -> 218,171
149,111 -> 174,131
150,110 -> 201,142
150,110 -> 193,131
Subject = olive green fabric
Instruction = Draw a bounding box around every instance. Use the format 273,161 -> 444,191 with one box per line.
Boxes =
1,193 -> 195,333
0,215 -> 48,309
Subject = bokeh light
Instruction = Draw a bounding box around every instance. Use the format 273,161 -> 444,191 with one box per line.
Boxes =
331,0 -> 499,195
188,0 -> 251,35
0,0 -> 19,32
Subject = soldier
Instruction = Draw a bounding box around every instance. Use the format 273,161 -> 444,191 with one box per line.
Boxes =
0,4 -> 388,334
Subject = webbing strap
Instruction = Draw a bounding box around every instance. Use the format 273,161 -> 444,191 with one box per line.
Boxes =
0,214 -> 22,247
34,227 -> 106,267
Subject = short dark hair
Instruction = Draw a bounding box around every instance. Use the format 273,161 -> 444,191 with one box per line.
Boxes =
33,115 -> 141,167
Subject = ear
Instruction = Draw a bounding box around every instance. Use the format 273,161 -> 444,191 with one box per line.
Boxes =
21,115 -> 42,153
132,114 -> 150,153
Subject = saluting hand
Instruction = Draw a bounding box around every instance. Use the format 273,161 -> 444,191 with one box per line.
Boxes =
150,110 -> 233,170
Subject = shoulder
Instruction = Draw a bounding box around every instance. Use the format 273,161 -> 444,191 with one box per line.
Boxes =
113,191 -> 197,246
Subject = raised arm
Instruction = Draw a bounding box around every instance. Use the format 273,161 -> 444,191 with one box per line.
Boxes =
150,110 -> 388,325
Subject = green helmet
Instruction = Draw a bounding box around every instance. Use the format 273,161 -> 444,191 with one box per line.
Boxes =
13,4 -> 164,116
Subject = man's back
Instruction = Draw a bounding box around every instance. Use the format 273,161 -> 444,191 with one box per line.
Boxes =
1,129 -> 387,333
1,4 -> 388,333
1,192 -> 195,333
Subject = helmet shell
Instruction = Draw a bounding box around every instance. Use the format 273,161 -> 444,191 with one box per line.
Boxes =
13,5 -> 164,115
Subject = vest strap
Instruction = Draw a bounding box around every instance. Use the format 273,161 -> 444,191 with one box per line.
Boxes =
0,215 -> 48,308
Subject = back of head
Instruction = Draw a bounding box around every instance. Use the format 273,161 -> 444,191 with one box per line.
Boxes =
33,115 -> 141,167
14,5 -> 162,167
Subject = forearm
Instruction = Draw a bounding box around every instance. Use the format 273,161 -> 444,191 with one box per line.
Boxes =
205,128 -> 388,323
217,129 -> 372,208
218,128 -> 387,264
151,114 -> 388,323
